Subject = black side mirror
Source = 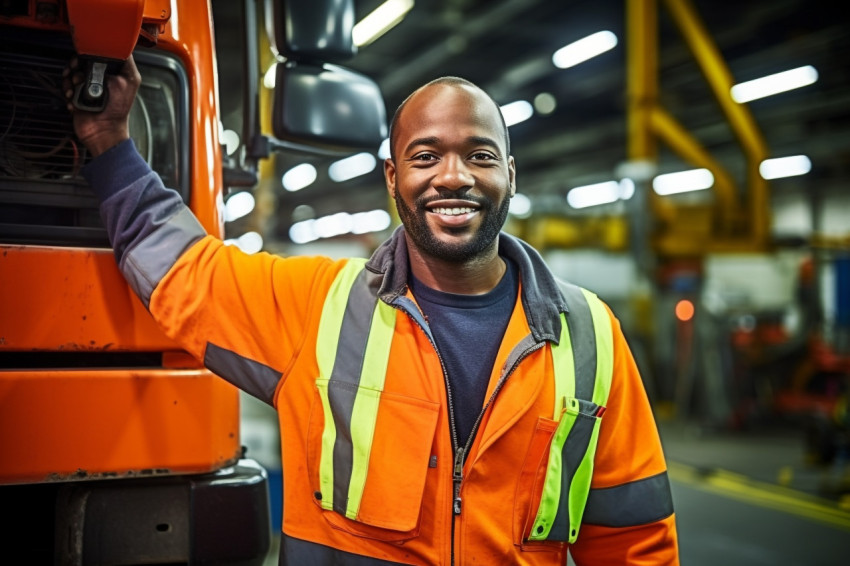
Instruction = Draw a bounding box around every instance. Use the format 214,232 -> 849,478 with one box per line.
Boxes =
272,62 -> 387,152
265,0 -> 356,63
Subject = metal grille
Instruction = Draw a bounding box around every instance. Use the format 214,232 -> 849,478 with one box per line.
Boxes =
0,30 -> 104,246
0,29 -> 187,247
0,50 -> 87,181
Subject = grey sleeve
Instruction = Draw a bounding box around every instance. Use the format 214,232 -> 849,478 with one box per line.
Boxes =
82,139 -> 207,307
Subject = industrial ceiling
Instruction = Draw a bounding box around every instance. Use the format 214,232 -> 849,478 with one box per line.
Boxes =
211,0 -> 850,250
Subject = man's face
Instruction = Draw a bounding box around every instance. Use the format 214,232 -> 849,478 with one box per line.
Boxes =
384,83 -> 516,263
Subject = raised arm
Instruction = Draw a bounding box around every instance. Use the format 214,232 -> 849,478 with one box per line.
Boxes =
63,57 -> 334,407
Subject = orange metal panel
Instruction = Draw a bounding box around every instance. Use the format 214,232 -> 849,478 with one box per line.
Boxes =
142,0 -> 171,24
0,368 -> 241,484
0,245 -> 179,352
0,0 -> 238,491
151,1 -> 225,237
66,0 -> 145,60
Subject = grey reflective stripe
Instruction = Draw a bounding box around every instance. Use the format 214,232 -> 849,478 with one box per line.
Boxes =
394,295 -> 431,340
203,342 -> 282,406
582,471 -> 675,527
558,282 -> 597,401
316,261 -> 397,519
501,333 -> 537,375
548,413 -> 598,539
120,207 -> 206,308
328,268 -> 379,514
280,533 -> 414,565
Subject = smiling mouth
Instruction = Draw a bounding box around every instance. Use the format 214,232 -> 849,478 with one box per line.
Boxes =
429,206 -> 477,216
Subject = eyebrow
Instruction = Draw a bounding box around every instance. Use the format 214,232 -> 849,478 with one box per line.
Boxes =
403,135 -> 503,156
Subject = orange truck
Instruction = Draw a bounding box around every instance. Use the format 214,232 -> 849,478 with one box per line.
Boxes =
0,0 -> 386,562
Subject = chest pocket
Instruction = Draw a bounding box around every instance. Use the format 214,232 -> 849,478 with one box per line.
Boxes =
311,259 -> 439,538
521,282 -> 614,545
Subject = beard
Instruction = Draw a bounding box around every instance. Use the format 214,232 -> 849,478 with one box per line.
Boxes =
394,189 -> 511,263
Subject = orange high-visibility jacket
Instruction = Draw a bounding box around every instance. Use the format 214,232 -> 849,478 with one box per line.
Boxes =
86,141 -> 679,565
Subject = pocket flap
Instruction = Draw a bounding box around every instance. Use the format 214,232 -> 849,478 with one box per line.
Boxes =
308,385 -> 440,536
356,391 -> 440,531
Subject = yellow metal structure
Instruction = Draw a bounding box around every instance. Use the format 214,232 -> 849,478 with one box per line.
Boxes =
627,0 -> 772,257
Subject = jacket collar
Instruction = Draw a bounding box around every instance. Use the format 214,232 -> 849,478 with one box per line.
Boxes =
365,226 -> 567,343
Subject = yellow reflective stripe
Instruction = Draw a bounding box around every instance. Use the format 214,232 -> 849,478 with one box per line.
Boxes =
314,379 -> 335,511
345,299 -> 397,519
582,288 -> 613,406
531,288 -> 616,543
315,259 -> 367,510
529,405 -> 579,540
530,312 -> 576,540
317,259 -> 366,378
551,313 -> 575,419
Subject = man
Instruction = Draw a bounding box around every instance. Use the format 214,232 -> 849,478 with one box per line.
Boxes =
66,56 -> 679,565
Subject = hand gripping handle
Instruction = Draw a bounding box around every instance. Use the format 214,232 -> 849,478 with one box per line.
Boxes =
72,60 -> 110,112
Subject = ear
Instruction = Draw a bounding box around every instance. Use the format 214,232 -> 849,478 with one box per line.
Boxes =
384,157 -> 397,199
508,155 -> 516,198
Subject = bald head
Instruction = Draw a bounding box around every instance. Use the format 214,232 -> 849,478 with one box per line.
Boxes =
388,77 -> 510,162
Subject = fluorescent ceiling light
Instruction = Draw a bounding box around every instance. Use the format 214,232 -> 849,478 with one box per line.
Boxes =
552,31 -> 618,70
224,191 -> 255,222
353,0 -> 414,47
509,193 -> 532,218
731,65 -> 818,103
652,168 -> 714,195
220,129 -> 240,156
263,64 -> 277,89
618,178 -> 635,200
315,212 -> 354,239
533,92 -> 557,115
759,155 -> 811,179
289,220 -> 318,244
378,138 -> 391,160
289,209 -> 392,244
500,100 -> 534,127
224,231 -> 264,254
282,163 -> 317,192
351,210 -> 392,234
328,152 -> 377,182
567,180 -> 621,209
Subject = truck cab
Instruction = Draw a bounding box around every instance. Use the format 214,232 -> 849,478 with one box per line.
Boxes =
0,1 -> 386,563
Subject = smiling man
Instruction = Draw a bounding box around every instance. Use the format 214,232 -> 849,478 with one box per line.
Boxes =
387,78 -> 515,280
67,58 -> 680,565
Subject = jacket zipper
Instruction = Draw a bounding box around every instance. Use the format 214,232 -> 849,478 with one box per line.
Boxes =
449,340 -> 545,563
396,299 -> 544,565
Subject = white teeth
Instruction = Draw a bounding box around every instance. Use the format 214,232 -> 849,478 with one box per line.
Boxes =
431,207 -> 475,215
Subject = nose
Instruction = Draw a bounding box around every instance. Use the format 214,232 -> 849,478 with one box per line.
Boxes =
434,154 -> 474,191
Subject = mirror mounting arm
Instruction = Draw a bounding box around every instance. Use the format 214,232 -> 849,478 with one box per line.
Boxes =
240,0 -> 265,177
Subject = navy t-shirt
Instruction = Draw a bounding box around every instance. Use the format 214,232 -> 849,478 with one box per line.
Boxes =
409,258 -> 518,448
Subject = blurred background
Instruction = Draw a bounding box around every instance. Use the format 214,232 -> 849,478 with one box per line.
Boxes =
212,0 -> 850,563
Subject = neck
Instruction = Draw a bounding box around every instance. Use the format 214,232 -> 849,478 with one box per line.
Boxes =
406,241 -> 506,295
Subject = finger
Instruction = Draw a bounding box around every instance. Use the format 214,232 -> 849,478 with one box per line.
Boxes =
114,55 -> 141,85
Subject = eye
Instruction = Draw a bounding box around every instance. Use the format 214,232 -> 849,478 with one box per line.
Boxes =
408,152 -> 439,163
469,151 -> 498,162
